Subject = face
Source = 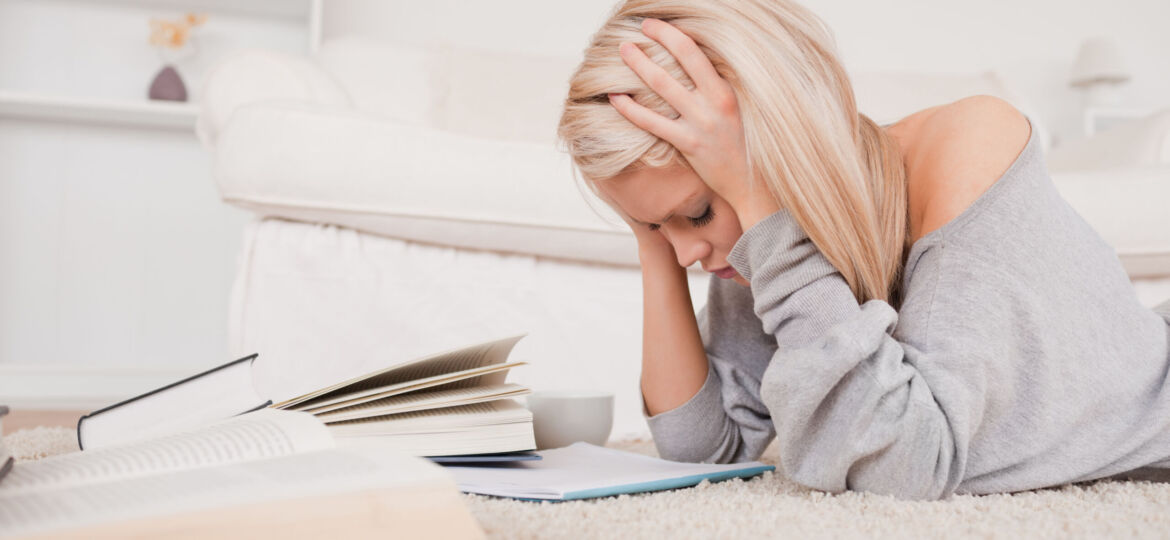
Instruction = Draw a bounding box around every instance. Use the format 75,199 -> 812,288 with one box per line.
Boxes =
596,164 -> 750,287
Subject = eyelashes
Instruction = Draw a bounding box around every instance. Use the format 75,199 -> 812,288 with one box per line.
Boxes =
690,205 -> 715,227
647,205 -> 714,231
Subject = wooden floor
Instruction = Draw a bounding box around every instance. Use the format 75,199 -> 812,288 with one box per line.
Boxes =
2,410 -> 85,435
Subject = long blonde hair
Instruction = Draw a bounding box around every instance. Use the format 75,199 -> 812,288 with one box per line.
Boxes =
557,0 -> 911,308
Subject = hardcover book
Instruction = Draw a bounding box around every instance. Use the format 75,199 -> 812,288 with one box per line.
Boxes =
77,335 -> 535,457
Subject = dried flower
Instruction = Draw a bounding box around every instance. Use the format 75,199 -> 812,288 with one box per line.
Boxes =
149,13 -> 207,50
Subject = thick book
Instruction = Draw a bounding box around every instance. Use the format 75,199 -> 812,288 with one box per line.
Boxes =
447,442 -> 775,501
77,335 -> 535,457
0,409 -> 484,539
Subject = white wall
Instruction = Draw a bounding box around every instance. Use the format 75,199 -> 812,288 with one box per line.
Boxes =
0,119 -> 250,405
0,0 -> 314,407
322,0 -> 1169,148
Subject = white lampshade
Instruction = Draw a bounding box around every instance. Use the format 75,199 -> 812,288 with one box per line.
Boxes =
1070,37 -> 1130,88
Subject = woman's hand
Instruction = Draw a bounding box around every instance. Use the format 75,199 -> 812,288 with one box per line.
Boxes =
596,187 -> 679,267
608,18 -> 780,231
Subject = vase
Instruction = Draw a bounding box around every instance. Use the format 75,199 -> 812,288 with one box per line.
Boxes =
148,64 -> 187,102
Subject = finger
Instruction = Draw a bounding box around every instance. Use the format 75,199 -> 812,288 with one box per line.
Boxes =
641,18 -> 724,94
618,41 -> 701,119
608,93 -> 694,152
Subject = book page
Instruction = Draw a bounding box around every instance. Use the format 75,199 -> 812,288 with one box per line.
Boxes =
294,361 -> 526,414
333,423 -> 537,458
316,383 -> 531,422
326,399 -> 532,436
1,409 -> 332,495
0,446 -> 463,539
274,335 -> 525,409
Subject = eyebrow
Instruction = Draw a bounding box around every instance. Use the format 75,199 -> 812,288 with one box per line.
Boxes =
630,191 -> 703,226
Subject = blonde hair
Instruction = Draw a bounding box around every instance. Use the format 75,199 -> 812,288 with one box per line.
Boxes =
557,0 -> 911,308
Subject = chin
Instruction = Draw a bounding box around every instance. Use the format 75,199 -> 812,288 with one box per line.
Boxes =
733,275 -> 751,287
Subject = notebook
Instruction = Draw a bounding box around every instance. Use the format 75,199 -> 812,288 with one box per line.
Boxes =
445,442 -> 774,501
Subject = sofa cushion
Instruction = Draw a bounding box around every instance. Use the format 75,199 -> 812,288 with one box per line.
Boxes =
215,102 -> 642,268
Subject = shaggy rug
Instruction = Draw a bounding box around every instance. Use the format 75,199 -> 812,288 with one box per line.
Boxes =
5,427 -> 1170,539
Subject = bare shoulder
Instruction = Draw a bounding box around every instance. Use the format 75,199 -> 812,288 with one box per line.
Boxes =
909,96 -> 1032,242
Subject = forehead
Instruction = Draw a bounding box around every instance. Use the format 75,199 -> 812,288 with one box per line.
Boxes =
596,165 -> 705,223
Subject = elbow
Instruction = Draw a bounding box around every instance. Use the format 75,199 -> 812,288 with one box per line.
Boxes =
778,419 -> 963,501
656,445 -> 718,465
782,454 -> 957,501
653,422 -> 748,465
846,473 -> 954,501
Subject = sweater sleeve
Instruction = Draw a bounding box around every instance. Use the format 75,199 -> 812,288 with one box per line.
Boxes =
640,351 -> 776,464
726,208 -> 978,500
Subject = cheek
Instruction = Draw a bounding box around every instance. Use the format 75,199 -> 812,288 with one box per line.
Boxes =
715,209 -> 744,248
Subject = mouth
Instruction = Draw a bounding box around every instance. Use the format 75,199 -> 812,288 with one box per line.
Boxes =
710,267 -> 738,279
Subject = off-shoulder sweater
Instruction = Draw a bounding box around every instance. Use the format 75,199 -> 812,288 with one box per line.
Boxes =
641,115 -> 1170,500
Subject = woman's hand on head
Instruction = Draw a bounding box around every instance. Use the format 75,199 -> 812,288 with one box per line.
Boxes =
596,188 -> 679,268
608,18 -> 780,231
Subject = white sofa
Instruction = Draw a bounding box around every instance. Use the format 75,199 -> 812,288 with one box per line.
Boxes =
197,37 -> 1170,440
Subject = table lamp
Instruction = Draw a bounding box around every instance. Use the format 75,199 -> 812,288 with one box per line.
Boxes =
1069,37 -> 1131,107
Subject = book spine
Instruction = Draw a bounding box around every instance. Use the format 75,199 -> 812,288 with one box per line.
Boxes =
76,354 -> 260,450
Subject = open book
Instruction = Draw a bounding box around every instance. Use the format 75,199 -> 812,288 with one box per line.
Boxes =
77,335 -> 535,457
0,409 -> 484,539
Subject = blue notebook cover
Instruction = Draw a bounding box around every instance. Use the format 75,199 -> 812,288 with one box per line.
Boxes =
445,441 -> 774,501
428,451 -> 542,463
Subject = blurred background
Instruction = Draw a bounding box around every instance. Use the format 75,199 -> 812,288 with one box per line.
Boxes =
1,0 -> 1167,436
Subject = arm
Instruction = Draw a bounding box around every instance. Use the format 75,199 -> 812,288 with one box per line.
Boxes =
636,241 -> 708,418
728,208 -> 980,500
637,251 -> 776,464
600,191 -> 772,464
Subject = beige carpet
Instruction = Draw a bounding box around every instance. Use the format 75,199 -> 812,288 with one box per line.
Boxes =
6,427 -> 1170,539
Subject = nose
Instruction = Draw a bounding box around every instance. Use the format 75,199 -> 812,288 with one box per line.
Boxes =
669,230 -> 713,269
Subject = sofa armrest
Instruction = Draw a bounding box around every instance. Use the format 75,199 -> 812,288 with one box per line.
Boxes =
195,49 -> 352,150
1047,109 -> 1170,173
213,101 -> 642,268
1050,165 -> 1170,278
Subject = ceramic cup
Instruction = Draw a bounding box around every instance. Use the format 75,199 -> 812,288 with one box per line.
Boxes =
525,391 -> 614,450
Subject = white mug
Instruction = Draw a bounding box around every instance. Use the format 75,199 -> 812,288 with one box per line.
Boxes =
525,391 -> 614,450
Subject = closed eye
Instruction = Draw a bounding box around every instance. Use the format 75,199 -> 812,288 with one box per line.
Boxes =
689,205 -> 714,227
647,205 -> 714,231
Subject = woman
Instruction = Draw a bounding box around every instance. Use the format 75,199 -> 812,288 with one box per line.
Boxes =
557,0 -> 1170,500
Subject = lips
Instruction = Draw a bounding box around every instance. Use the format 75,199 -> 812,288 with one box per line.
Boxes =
713,267 -> 737,279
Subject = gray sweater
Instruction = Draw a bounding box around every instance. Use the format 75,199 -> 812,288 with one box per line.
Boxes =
642,115 -> 1170,500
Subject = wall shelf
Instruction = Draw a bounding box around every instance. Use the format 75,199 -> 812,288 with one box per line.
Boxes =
0,90 -> 198,130
100,0 -> 315,20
